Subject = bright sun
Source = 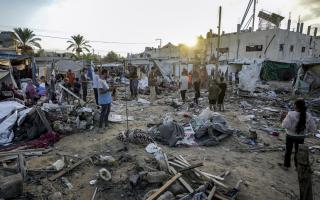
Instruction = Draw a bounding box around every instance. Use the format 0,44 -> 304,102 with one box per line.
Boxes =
184,39 -> 197,47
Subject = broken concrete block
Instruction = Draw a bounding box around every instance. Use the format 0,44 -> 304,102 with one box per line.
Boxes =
0,173 -> 23,199
156,191 -> 175,200
48,192 -> 63,200
169,182 -> 186,195
146,171 -> 169,183
129,174 -> 140,186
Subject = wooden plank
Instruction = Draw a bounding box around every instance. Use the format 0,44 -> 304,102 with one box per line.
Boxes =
91,187 -> 98,200
0,148 -> 47,156
162,152 -> 170,172
168,161 -> 185,169
178,163 -> 203,173
58,83 -> 85,104
169,166 -> 194,193
49,156 -> 90,181
208,185 -> 216,200
146,173 -> 182,200
177,155 -> 229,189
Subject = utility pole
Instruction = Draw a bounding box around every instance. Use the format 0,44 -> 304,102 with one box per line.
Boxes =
155,39 -> 162,48
216,6 -> 222,77
252,0 -> 256,31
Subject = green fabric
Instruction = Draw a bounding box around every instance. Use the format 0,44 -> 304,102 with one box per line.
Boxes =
260,61 -> 298,81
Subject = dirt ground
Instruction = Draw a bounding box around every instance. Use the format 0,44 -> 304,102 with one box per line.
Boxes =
22,85 -> 320,200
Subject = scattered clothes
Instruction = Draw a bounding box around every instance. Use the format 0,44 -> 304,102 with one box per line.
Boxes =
150,122 -> 185,147
179,192 -> 208,200
118,129 -> 154,145
24,131 -> 60,149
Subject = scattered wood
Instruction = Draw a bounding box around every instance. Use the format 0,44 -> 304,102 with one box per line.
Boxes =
176,155 -> 230,189
178,162 -> 203,173
169,166 -> 194,193
297,145 -> 313,200
91,187 -> 98,200
146,173 -> 182,200
49,156 -> 91,181
0,148 -> 49,156
208,185 -> 216,200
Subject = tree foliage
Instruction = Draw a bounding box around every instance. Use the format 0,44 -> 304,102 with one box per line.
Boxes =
66,34 -> 91,58
102,51 -> 123,62
13,28 -> 41,54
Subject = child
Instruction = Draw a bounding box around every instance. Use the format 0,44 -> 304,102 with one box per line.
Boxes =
208,79 -> 221,111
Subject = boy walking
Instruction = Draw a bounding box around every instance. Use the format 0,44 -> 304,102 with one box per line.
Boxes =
98,70 -> 113,130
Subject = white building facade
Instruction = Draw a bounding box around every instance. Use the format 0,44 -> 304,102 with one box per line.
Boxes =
208,28 -> 320,63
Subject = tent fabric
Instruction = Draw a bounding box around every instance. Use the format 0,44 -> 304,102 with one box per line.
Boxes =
55,60 -> 83,73
260,61 -> 297,81
0,70 -> 9,80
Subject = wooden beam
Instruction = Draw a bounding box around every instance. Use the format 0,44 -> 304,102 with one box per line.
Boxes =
169,166 -> 194,193
146,173 -> 182,200
208,186 -> 216,200
49,156 -> 90,181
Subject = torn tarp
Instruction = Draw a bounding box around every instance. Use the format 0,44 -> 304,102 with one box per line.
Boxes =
0,110 -> 17,145
0,101 -> 25,121
149,122 -> 185,147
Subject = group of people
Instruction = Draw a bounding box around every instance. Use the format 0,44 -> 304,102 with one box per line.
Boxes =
63,69 -> 89,102
178,67 -> 228,111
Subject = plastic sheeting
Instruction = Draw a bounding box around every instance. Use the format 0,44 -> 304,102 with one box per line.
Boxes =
138,76 -> 148,89
154,60 -> 172,82
0,101 -> 25,121
0,110 -> 17,145
238,62 -> 263,92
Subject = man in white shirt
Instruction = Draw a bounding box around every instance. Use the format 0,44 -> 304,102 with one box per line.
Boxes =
92,68 -> 100,105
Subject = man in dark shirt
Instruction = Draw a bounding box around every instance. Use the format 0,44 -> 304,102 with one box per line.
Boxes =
73,78 -> 81,97
81,69 -> 88,101
218,77 -> 227,111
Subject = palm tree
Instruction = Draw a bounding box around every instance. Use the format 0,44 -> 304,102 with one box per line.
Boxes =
13,28 -> 41,54
67,34 -> 91,58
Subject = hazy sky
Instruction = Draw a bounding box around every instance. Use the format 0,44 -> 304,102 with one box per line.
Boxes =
0,0 -> 319,56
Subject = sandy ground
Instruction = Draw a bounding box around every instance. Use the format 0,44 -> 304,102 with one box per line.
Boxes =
21,86 -> 320,200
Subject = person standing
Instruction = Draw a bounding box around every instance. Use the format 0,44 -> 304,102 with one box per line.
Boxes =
235,70 -> 240,85
66,69 -> 75,87
129,66 -> 139,100
73,78 -> 81,97
81,69 -> 89,102
98,70 -> 113,129
208,78 -> 221,111
48,74 -> 56,102
218,77 -> 227,111
148,66 -> 157,103
179,69 -> 188,102
193,69 -> 201,105
280,99 -> 316,169
92,68 -> 100,105
228,72 -> 233,86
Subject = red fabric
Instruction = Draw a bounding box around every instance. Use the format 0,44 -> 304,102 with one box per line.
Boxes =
0,131 -> 60,152
25,131 -> 60,148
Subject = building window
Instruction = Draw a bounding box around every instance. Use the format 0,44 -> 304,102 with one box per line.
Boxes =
279,44 -> 284,51
246,45 -> 263,52
301,47 -> 306,53
290,45 -> 294,52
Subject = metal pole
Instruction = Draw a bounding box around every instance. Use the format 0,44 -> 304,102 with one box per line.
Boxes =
123,60 -> 129,132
